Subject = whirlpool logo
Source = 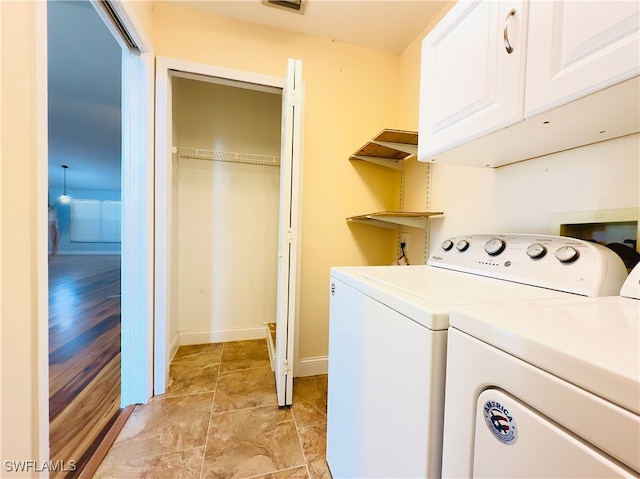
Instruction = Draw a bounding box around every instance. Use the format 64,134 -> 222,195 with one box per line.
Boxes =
483,400 -> 518,445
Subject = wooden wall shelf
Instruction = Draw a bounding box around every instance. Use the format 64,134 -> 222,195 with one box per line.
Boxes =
349,129 -> 419,170
347,211 -> 443,230
347,129 -> 443,231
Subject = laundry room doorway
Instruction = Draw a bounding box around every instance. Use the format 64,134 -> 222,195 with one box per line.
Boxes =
155,58 -> 303,407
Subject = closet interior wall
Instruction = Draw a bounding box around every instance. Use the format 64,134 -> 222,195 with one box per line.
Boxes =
172,76 -> 282,345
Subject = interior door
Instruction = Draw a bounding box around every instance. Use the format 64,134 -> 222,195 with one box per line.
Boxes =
275,58 -> 303,406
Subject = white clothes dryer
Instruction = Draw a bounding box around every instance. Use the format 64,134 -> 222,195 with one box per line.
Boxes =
441,263 -> 640,478
327,234 -> 628,479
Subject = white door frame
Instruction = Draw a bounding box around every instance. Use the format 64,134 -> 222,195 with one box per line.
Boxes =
115,5 -> 155,407
154,57 -> 299,394
90,1 -> 155,407
38,4 -> 155,457
23,0 -> 154,462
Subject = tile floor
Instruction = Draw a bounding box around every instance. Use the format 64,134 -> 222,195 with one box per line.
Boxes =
94,340 -> 331,479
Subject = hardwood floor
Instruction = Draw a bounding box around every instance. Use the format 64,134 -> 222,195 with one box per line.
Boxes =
49,254 -> 122,479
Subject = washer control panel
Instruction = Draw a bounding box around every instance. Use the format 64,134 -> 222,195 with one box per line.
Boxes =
427,234 -> 628,296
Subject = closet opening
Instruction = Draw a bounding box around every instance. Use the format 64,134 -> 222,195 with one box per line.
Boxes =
155,58 -> 303,407
172,73 -> 283,352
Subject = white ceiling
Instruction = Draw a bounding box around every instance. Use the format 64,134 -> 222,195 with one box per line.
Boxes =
47,0 -> 450,194
172,1 -> 450,55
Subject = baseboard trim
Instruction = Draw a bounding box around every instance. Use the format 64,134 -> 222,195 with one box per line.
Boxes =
177,331 -> 327,377
169,333 -> 180,363
179,327 -> 266,345
294,356 -> 328,377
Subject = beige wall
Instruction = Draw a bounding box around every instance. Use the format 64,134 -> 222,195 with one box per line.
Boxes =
151,2 -> 403,359
427,134 -> 640,248
396,23 -> 433,264
172,78 -> 282,154
396,1 -> 456,264
0,1 -> 47,473
125,1 -> 154,48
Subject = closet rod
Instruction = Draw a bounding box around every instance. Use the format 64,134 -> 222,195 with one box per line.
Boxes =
176,147 -> 281,167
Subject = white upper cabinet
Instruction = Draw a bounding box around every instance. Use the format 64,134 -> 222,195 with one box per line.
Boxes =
419,0 -> 527,160
418,0 -> 640,167
525,1 -> 640,116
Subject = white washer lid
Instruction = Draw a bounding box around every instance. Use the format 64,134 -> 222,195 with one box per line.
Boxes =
331,265 -> 584,331
450,296 -> 640,414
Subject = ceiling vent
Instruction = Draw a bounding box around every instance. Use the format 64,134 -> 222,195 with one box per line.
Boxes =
262,0 -> 306,15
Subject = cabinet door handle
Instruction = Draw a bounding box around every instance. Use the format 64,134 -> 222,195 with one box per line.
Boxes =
503,8 -> 516,54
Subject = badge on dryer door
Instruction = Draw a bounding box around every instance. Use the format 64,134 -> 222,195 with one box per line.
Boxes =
483,400 -> 518,445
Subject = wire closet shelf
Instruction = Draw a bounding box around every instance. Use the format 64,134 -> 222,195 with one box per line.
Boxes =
176,147 -> 281,167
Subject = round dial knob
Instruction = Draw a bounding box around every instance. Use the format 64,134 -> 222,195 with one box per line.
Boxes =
456,239 -> 470,252
441,239 -> 453,251
484,238 -> 506,256
526,243 -> 547,259
555,245 -> 580,263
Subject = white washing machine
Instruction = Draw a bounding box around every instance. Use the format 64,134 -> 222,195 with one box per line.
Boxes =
441,263 -> 640,478
326,234 -> 628,479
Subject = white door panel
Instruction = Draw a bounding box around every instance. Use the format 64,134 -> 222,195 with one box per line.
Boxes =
275,58 -> 303,407
525,1 -> 640,116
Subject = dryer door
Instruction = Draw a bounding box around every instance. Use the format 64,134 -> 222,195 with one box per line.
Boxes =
472,389 -> 634,478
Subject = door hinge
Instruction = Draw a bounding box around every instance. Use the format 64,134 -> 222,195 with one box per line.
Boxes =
285,228 -> 295,244
281,360 -> 293,375
287,89 -> 302,106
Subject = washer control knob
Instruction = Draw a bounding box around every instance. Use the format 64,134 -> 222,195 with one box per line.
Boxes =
484,238 -> 506,256
526,243 -> 547,259
441,239 -> 454,251
456,239 -> 470,252
555,245 -> 580,263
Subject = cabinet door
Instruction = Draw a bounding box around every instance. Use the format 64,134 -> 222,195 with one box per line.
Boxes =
418,0 -> 527,161
525,1 -> 640,117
